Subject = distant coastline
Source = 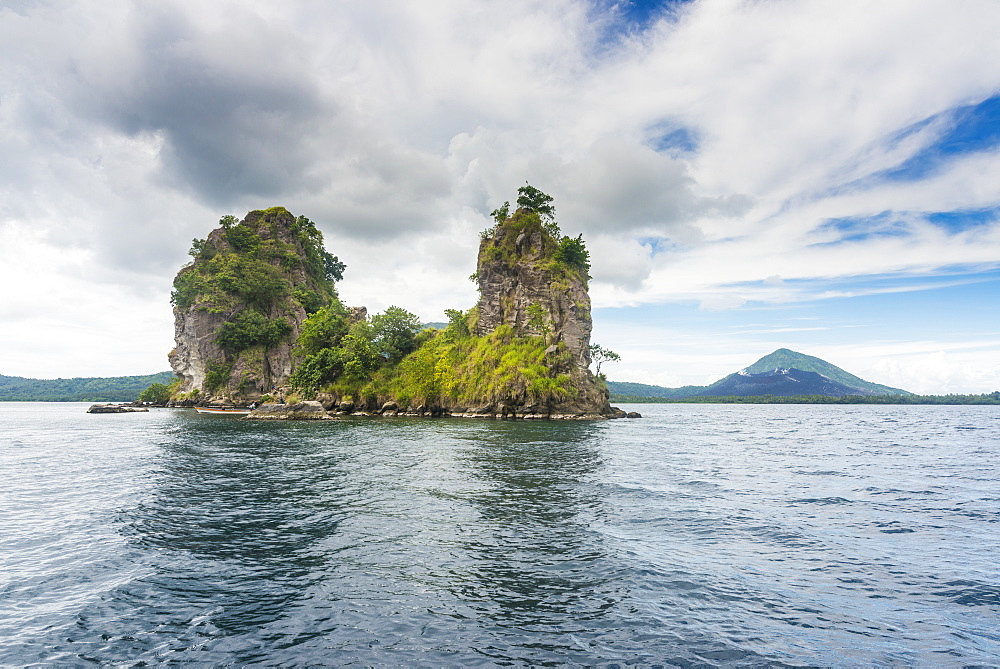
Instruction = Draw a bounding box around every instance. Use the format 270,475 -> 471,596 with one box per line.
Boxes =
0,371 -> 175,402
3,371 -> 998,405
609,392 -> 1000,405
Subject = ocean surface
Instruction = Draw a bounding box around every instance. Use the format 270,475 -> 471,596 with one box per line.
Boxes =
1,402 -> 998,666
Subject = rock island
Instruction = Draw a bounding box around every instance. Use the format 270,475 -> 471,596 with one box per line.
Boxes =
168,186 -> 634,419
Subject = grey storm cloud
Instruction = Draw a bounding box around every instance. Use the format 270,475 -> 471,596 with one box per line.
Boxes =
548,138 -> 753,239
0,0 -> 458,281
67,6 -> 335,205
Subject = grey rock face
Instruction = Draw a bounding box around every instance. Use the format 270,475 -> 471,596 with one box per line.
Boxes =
245,401 -> 332,420
87,404 -> 149,414
169,208 -> 333,402
473,209 -> 610,417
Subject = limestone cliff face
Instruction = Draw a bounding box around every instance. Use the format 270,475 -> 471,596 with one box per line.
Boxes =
474,208 -> 611,416
169,208 -> 339,401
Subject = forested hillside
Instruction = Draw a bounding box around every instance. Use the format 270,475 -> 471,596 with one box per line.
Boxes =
0,371 -> 176,402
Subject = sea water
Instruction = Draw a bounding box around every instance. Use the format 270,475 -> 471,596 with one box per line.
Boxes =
1,402 -> 998,665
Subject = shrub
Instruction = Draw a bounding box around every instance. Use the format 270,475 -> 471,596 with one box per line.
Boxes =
216,310 -> 292,351
138,382 -> 173,403
297,302 -> 350,354
371,306 -> 422,363
203,361 -> 232,393
555,234 -> 590,273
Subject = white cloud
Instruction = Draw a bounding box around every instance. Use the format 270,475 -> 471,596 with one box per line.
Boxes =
809,341 -> 1000,395
1,0 -> 999,392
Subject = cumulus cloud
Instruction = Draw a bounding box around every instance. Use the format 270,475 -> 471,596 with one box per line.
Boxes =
1,0 -> 999,389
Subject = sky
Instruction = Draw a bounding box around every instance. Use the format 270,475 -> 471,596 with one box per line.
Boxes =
1,0 -> 999,394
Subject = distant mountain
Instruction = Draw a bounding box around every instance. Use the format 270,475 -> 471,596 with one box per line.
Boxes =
0,371 -> 176,402
740,348 -> 908,395
698,367 -> 878,397
607,348 -> 910,399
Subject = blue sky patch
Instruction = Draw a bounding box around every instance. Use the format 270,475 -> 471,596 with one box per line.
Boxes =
593,271 -> 1000,354
927,206 -> 1000,233
591,0 -> 695,45
638,235 -> 683,255
612,0 -> 692,27
879,94 -> 1000,181
812,211 -> 910,246
647,124 -> 698,153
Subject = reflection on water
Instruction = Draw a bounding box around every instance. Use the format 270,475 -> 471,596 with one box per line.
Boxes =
452,423 -> 611,637
1,404 -> 998,665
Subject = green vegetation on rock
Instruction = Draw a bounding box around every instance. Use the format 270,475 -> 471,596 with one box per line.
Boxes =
172,212 -> 342,314
289,299 -> 572,408
476,208 -> 590,287
169,208 -> 348,400
216,311 -> 293,352
283,185 -> 604,415
170,186 -> 610,416
589,344 -> 620,376
137,377 -> 181,404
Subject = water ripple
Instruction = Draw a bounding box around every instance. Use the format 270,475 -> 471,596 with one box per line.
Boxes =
1,402 -> 998,665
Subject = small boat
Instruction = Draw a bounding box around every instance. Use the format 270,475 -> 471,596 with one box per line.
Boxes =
195,406 -> 253,416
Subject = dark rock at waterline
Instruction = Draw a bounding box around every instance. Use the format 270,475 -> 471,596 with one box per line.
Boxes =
245,401 -> 332,420
87,404 -> 149,414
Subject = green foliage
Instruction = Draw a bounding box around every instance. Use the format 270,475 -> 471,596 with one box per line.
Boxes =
525,302 -> 549,334
290,347 -> 343,393
477,189 -> 587,284
175,388 -> 200,401
137,382 -> 173,404
0,371 -> 177,402
289,304 -> 577,410
377,324 -> 572,408
478,208 -> 554,266
297,301 -> 351,355
556,234 -> 590,273
213,255 -> 290,309
371,306 -> 422,364
444,308 -> 470,338
188,238 -> 213,260
490,201 -> 510,225
224,224 -> 261,253
293,288 -> 327,314
589,344 -> 621,375
174,209 -> 342,319
216,310 -> 293,352
171,269 -> 202,309
339,323 -> 382,385
516,183 -> 555,223
291,306 -> 425,394
203,361 -> 232,393
293,215 -> 346,282
322,250 -> 346,282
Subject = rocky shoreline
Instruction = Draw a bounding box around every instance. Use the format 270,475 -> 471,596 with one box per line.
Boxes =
87,403 -> 150,414
243,400 -> 641,421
